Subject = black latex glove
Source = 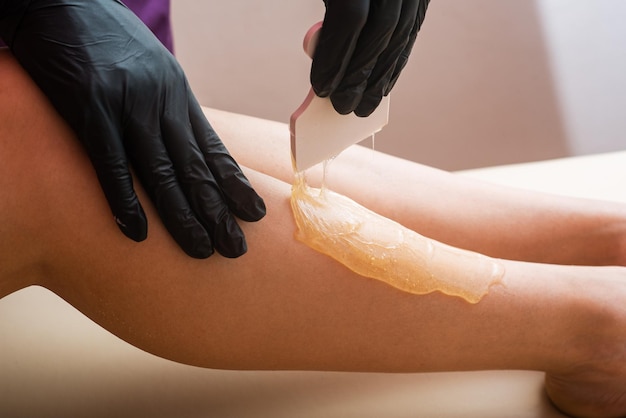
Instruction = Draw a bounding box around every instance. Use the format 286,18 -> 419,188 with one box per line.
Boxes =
311,0 -> 430,117
0,0 -> 266,259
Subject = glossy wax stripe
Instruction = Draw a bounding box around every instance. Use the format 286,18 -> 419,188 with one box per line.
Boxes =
290,173 -> 504,303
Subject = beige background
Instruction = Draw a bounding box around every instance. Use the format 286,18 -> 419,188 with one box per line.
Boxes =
172,0 -> 626,170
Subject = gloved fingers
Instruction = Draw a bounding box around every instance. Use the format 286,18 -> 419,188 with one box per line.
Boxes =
354,0 -> 421,116
155,172 -> 217,259
310,0 -> 370,98
385,0 -> 431,94
126,112 -> 214,259
85,117 -> 148,243
328,0 -> 404,115
161,90 -> 253,259
164,119 -> 243,258
188,91 -> 266,224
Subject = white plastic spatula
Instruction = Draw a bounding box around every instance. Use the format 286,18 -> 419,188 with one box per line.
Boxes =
290,22 -> 391,172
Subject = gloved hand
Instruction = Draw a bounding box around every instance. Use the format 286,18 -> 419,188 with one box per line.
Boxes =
311,0 -> 430,117
0,0 -> 266,259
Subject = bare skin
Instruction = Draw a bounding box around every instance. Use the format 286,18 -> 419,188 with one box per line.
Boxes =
1,49 -> 626,417
212,108 -> 626,268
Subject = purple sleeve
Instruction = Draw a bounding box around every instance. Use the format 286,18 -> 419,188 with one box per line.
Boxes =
122,0 -> 174,53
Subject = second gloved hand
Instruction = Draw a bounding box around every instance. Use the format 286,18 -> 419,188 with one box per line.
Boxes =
311,0 -> 430,117
0,0 -> 266,258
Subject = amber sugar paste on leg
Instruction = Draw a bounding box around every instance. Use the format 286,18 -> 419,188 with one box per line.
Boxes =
290,173 -> 505,303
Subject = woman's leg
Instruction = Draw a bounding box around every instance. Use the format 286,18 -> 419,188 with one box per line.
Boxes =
207,109 -> 626,267
1,49 -> 626,417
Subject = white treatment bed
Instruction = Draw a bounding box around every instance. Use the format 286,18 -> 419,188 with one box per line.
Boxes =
2,150 -> 625,418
